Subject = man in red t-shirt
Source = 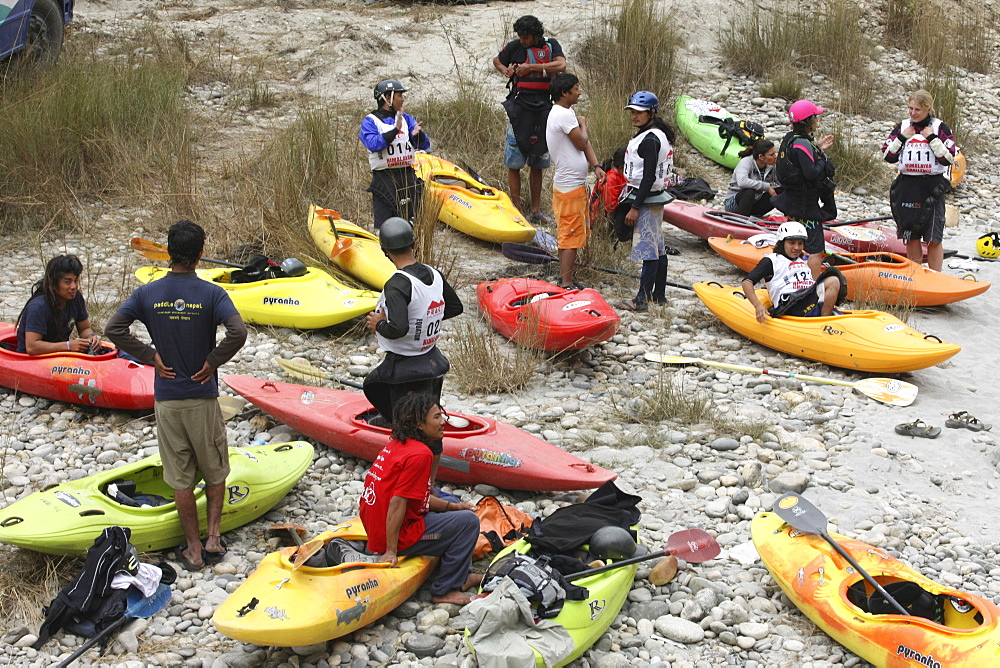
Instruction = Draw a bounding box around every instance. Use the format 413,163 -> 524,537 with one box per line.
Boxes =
360,393 -> 481,605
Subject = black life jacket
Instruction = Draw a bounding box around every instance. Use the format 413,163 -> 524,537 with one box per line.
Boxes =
776,131 -> 812,188
526,480 -> 641,554
699,116 -> 765,157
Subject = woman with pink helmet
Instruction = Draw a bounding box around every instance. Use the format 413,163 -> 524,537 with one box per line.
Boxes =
771,99 -> 837,279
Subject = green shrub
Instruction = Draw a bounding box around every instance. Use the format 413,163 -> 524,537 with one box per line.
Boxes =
825,120 -> 890,192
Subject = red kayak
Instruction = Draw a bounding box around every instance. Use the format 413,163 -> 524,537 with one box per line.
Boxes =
223,375 -> 617,491
663,201 -> 918,256
0,323 -> 154,410
476,278 -> 621,352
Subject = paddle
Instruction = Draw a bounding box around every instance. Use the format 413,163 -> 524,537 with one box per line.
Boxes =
702,210 -> 771,233
314,208 -> 354,258
273,357 -> 472,427
823,215 -> 893,228
268,522 -> 327,570
55,583 -> 172,668
501,242 -> 695,292
130,237 -> 242,269
950,252 -> 998,263
772,493 -> 910,617
565,528 -> 719,582
644,352 -> 917,406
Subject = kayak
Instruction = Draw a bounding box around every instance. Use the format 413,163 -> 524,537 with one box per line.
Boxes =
466,533 -> 638,667
663,200 -> 918,257
213,518 -> 436,646
752,510 -> 1000,667
0,322 -> 154,410
135,266 -> 379,330
674,95 -> 745,169
413,153 -> 536,243
693,281 -> 960,372
950,150 -> 966,187
0,441 -> 314,555
308,203 -> 396,289
476,278 -> 621,352
707,237 -> 991,306
222,374 -> 616,491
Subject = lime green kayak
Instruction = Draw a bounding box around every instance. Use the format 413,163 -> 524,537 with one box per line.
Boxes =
0,441 -> 314,555
466,533 -> 639,667
674,95 -> 744,169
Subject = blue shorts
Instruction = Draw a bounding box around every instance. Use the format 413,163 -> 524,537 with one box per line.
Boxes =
504,123 -> 550,170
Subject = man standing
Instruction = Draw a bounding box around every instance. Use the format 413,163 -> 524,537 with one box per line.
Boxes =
363,217 -> 463,427
106,220 -> 247,570
545,72 -> 604,289
359,78 -> 431,230
493,15 -> 566,225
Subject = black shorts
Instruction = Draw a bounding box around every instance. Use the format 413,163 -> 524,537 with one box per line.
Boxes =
795,219 -> 827,254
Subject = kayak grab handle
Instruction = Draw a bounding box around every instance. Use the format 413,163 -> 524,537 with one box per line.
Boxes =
274,444 -> 293,452
0,516 -> 23,527
707,281 -> 724,288
924,334 -> 943,343
569,462 -> 596,472
262,381 -> 279,392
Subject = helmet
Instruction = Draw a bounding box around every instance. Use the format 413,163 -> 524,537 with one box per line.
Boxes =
624,91 -> 659,112
374,79 -> 407,102
977,232 -> 1000,258
776,221 -> 809,241
379,217 -> 415,251
588,526 -> 637,561
788,99 -> 825,123
279,257 -> 308,277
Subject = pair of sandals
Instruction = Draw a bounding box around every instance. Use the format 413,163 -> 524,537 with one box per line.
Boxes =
894,412 -> 992,439
174,537 -> 227,570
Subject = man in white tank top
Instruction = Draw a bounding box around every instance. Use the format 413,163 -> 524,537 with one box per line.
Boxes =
363,218 -> 464,429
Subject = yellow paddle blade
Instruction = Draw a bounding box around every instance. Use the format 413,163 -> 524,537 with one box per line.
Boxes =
274,356 -> 330,381
853,378 -> 917,407
130,237 -> 170,261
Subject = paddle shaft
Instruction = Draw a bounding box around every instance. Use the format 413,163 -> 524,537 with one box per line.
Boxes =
824,215 -> 892,228
132,238 -> 243,269
56,615 -> 131,668
950,252 -> 998,263
565,530 -> 719,581
819,530 -> 911,616
651,355 -> 856,389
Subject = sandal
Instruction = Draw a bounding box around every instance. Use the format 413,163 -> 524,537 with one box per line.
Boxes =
204,537 -> 228,563
894,419 -> 941,439
615,299 -> 648,313
173,544 -> 205,571
945,411 -> 992,432
528,212 -> 553,226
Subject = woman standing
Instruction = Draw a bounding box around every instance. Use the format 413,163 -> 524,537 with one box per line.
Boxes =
616,91 -> 675,313
882,90 -> 956,271
725,140 -> 779,218
16,255 -> 102,354
771,99 -> 836,279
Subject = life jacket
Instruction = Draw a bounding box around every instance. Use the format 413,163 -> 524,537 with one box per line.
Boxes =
375,267 -> 445,356
775,131 -> 809,187
765,252 -> 813,306
514,41 -> 553,92
623,128 -> 673,193
366,112 -> 417,170
589,168 -> 627,220
897,118 -> 947,176
699,116 -> 766,157
480,552 -> 586,619
473,496 -> 534,560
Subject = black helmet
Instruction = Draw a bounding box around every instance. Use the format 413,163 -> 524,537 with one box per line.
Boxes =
374,79 -> 407,102
379,217 -> 415,251
279,257 -> 308,277
588,526 -> 637,561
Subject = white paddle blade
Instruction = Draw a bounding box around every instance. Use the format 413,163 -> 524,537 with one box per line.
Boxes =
274,357 -> 328,381
853,378 -> 917,407
644,352 -> 701,365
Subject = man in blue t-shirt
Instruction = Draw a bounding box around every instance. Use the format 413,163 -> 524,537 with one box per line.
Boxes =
106,220 -> 247,570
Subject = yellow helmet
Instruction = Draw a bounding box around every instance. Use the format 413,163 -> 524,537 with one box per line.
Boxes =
977,232 -> 1000,259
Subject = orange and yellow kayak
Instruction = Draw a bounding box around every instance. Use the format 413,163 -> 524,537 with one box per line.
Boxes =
708,236 -> 991,306
213,518 -> 436,646
752,510 -> 1000,667
308,204 -> 395,289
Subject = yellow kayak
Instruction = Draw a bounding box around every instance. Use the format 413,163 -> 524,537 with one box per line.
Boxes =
212,518 -> 437,646
134,266 -> 378,330
308,204 -> 395,289
413,153 -> 535,243
694,281 -> 960,372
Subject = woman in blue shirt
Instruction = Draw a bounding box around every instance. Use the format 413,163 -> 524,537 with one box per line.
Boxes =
16,255 -> 101,354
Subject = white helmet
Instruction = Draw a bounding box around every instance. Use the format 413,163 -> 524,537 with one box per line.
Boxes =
776,221 -> 808,241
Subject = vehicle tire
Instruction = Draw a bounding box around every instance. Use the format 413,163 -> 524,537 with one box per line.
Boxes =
19,0 -> 64,70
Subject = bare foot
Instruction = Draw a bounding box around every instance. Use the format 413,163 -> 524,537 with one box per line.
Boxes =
461,572 -> 484,592
181,544 -> 204,569
431,590 -> 472,605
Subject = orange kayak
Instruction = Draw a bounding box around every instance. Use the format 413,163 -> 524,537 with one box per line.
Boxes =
752,510 -> 1000,667
708,236 -> 991,306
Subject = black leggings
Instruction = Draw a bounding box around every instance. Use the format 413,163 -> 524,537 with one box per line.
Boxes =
731,188 -> 774,218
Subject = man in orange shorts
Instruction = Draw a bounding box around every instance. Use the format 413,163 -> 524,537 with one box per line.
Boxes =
545,72 -> 604,289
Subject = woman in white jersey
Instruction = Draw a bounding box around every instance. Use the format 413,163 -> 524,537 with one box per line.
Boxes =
881,90 -> 957,271
742,222 -> 847,322
615,90 -> 675,313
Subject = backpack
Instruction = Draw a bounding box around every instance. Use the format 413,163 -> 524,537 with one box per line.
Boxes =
481,553 -> 585,619
699,116 -> 766,156
473,496 -> 534,560
775,131 -> 806,187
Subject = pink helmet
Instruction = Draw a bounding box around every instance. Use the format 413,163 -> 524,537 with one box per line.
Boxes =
788,99 -> 825,123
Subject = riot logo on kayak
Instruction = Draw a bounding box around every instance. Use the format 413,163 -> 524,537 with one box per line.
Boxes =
227,485 -> 250,505
588,599 -> 605,620
821,325 -> 845,336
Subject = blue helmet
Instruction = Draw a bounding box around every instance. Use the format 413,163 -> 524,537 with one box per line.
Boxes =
625,91 -> 659,112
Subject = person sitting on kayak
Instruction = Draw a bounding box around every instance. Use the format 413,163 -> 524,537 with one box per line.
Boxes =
742,222 -> 847,323
359,78 -> 431,230
359,392 -> 481,605
724,139 -> 780,218
16,255 -> 103,355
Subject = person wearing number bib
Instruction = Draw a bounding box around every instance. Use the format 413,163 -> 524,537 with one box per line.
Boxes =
742,222 -> 847,322
882,90 -> 956,271
364,218 -> 463,431
359,79 -> 432,230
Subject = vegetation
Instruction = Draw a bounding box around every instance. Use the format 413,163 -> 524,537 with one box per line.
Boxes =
447,317 -> 544,394
612,369 -> 714,425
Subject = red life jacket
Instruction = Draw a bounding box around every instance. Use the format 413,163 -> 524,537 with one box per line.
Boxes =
515,42 -> 553,91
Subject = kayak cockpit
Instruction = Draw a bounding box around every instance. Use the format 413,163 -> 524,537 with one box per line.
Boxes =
844,575 -> 991,630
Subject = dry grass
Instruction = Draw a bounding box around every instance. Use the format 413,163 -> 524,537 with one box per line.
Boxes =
825,120 -> 891,192
921,70 -> 967,147
0,546 -> 80,627
711,415 -> 771,440
882,0 -> 913,48
612,369 -> 714,425
447,316 -> 544,394
759,67 -> 803,102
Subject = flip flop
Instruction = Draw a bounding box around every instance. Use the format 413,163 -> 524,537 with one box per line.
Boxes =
945,411 -> 992,432
615,299 -> 648,313
894,419 -> 941,439
204,538 -> 228,563
173,544 -> 205,571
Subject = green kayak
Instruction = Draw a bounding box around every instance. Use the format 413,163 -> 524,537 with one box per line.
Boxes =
466,533 -> 639,667
675,95 -> 750,169
0,441 -> 314,555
